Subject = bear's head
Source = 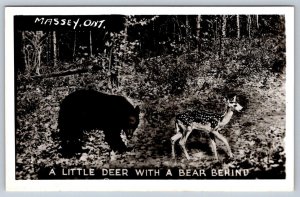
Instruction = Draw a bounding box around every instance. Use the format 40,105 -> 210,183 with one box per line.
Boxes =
124,106 -> 140,139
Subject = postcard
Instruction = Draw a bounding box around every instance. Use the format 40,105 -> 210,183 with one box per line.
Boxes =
5,6 -> 294,191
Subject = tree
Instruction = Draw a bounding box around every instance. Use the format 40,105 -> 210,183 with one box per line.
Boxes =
53,31 -> 57,67
185,16 -> 190,50
222,15 -> 227,37
196,15 -> 201,53
221,15 -> 227,57
73,31 -> 77,60
237,15 -> 240,39
89,31 -> 93,57
21,31 -> 28,74
22,31 -> 48,76
256,15 -> 259,29
248,15 -> 252,38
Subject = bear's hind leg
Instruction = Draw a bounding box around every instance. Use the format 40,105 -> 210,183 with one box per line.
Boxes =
59,128 -> 84,157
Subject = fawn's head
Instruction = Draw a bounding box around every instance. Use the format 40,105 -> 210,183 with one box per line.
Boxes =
226,96 -> 243,112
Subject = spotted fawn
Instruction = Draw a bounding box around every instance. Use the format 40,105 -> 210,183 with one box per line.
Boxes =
171,96 -> 243,160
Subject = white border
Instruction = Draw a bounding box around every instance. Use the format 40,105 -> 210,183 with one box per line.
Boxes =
5,7 -> 294,191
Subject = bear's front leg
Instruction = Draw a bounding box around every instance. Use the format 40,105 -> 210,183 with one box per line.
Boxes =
104,129 -> 129,154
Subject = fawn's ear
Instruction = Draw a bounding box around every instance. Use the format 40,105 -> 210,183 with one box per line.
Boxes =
232,96 -> 237,102
223,97 -> 229,103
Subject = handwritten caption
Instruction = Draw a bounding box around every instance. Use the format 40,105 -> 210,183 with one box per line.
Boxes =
34,17 -> 105,30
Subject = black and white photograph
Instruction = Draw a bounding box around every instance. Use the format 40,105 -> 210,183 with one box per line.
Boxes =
5,7 -> 294,191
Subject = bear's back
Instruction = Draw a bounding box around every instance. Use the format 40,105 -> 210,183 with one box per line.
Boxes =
59,89 -> 136,130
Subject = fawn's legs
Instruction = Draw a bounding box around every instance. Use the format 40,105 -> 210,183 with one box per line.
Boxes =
211,130 -> 233,158
171,133 -> 182,159
179,126 -> 193,160
209,133 -> 219,160
171,122 -> 182,158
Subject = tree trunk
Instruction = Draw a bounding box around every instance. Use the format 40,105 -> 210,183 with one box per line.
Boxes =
108,47 -> 113,93
215,18 -> 218,41
21,31 -> 29,75
89,31 -> 93,57
35,31 -> 43,76
185,16 -> 190,50
175,16 -> 182,42
32,64 -> 99,79
53,31 -> 57,67
237,15 -> 240,39
221,15 -> 227,57
124,16 -> 129,42
279,15 -> 285,34
196,15 -> 201,53
185,16 -> 189,36
248,15 -> 252,38
73,31 -> 77,60
222,15 -> 227,37
45,35 -> 50,64
36,49 -> 41,75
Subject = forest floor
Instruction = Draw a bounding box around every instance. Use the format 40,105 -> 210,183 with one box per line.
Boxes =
15,65 -> 286,180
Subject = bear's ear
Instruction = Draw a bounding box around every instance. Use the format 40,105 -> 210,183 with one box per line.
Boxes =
135,106 -> 140,114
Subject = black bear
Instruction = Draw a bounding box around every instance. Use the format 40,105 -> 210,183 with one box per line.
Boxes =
57,89 -> 140,157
